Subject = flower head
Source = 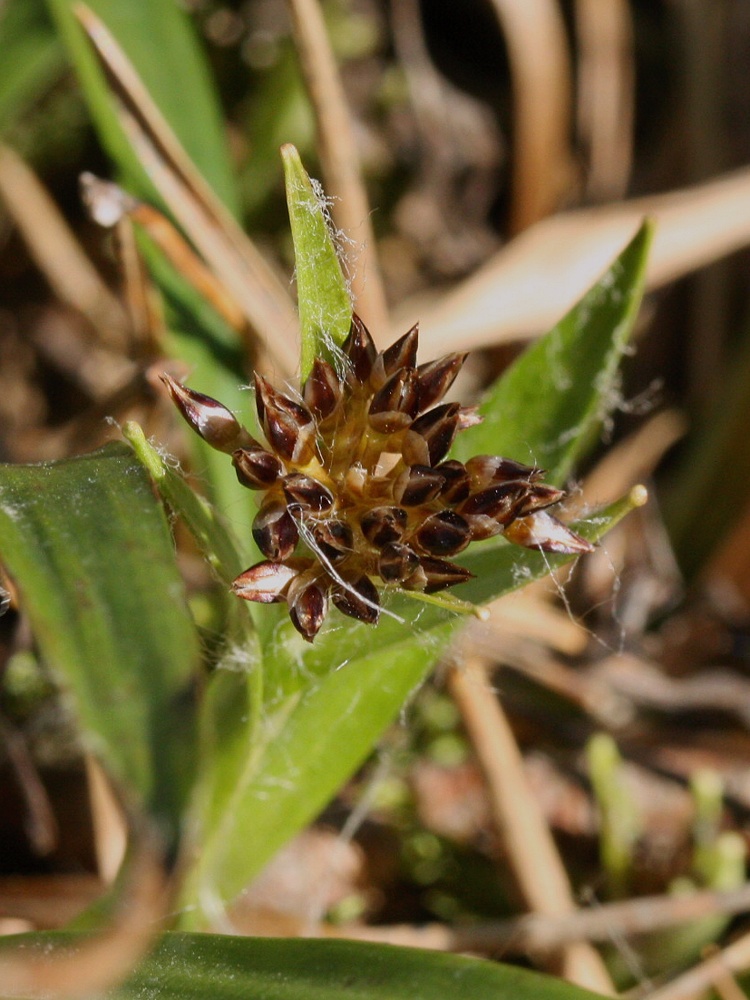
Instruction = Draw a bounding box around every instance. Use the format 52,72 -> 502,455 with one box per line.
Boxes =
162,316 -> 592,641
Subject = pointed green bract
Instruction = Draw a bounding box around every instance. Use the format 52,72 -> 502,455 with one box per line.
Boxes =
0,444 -> 199,846
452,221 -> 654,484
282,144 -> 352,379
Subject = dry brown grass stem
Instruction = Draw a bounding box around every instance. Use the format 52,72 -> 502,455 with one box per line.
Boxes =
0,146 -> 129,348
446,656 -> 615,995
488,0 -> 575,232
285,0 -> 389,337
646,928 -> 750,1000
0,825 -> 168,998
336,882 -> 750,959
74,3 -> 299,376
412,167 -> 750,357
575,0 -> 635,201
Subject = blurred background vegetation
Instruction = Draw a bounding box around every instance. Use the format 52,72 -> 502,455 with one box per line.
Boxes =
3,0 -> 750,994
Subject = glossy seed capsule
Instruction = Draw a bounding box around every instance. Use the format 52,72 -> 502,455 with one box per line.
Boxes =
332,574 -> 380,624
504,511 -> 594,555
368,368 -> 419,433
303,357 -> 342,419
415,352 -> 467,411
288,577 -> 329,641
252,498 -> 299,560
255,374 -> 316,464
282,473 -> 334,512
360,506 -> 408,547
343,314 -> 377,385
160,373 -> 250,453
232,560 -> 302,603
418,556 -> 474,593
436,460 -> 471,504
392,465 -> 445,506
378,542 -> 420,583
403,403 -> 460,466
413,510 -> 471,557
370,324 -> 419,390
233,446 -> 283,489
465,455 -> 543,491
312,519 -> 353,563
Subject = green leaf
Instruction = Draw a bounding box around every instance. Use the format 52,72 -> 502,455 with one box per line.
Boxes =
0,0 -> 65,136
282,144 -> 352,378
0,443 -> 199,845
0,932 -> 606,1000
178,490 -> 642,926
452,220 -> 654,483
44,0 -> 239,214
175,227 -> 653,928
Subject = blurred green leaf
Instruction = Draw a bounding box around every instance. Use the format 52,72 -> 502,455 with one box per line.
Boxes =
0,0 -> 65,135
453,221 -> 654,484
44,0 -> 238,214
0,443 -> 199,845
282,144 -> 351,378
0,932 -> 607,1000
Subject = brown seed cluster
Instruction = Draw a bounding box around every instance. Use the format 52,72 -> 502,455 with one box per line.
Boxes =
161,316 -> 592,641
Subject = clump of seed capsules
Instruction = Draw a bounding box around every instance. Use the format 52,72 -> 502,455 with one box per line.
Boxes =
161,315 -> 592,641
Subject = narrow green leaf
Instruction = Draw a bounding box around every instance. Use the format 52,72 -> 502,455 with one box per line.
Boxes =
0,932 -> 606,1000
44,0 -> 239,214
282,144 -> 352,378
0,444 -> 199,844
0,0 -> 65,136
452,220 -> 654,484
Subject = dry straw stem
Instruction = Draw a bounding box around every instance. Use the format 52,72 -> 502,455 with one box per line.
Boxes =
411,167 -> 750,357
446,656 -> 615,995
335,881 -> 750,958
575,0 -> 635,201
74,3 -> 299,376
0,145 -> 129,349
285,0 -> 389,336
488,0 -> 575,232
646,927 -> 750,1000
0,826 -> 169,999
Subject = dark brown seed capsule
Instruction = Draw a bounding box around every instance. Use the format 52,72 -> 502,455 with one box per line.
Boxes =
392,465 -> 445,506
459,482 -> 530,524
370,323 -> 419,389
436,460 -> 471,504
255,374 -> 316,464
160,373 -> 250,453
465,455 -> 543,491
504,511 -> 594,555
252,498 -> 299,560
312,519 -> 353,562
288,578 -> 329,641
464,513 -> 504,541
416,353 -> 467,411
303,357 -> 342,419
343,313 -> 377,385
232,446 -> 283,489
368,368 -> 419,433
414,510 -> 471,557
513,483 -> 565,517
360,506 -> 408,547
282,472 -> 334,512
418,556 -> 474,593
232,560 -> 302,603
332,574 -> 380,624
378,542 -> 420,583
403,403 -> 460,466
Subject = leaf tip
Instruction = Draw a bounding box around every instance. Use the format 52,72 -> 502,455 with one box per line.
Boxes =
630,483 -> 648,508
